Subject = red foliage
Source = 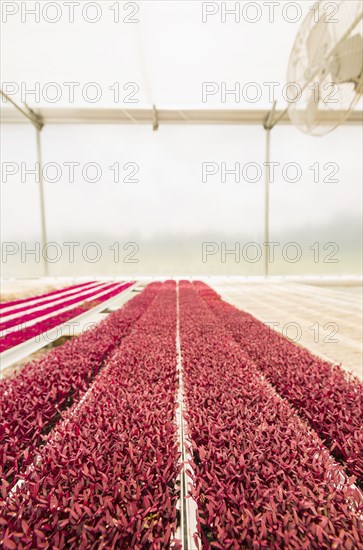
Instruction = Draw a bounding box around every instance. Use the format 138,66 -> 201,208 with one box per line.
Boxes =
1,280 -> 361,548
0,282 -> 107,323
1,282 -> 180,549
179,281 -> 363,549
194,281 -> 363,484
0,283 -> 153,486
0,283 -> 134,353
0,281 -> 96,310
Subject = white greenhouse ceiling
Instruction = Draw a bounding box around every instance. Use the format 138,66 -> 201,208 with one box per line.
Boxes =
1,1 -> 313,110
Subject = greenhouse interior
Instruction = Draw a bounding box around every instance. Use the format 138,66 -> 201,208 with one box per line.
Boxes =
0,1 -> 362,548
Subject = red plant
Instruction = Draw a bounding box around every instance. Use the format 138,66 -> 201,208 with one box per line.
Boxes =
0,281 -> 105,318
0,283 -> 134,353
1,282 -> 180,549
0,282 -> 122,332
194,281 -> 363,485
0,282 -> 155,487
179,281 -> 363,549
2,280 -> 361,549
0,281 -> 96,310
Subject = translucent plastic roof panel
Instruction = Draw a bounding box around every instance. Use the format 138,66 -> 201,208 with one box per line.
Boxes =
1,0 -> 310,109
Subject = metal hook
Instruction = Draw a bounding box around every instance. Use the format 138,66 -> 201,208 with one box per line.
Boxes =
152,104 -> 159,131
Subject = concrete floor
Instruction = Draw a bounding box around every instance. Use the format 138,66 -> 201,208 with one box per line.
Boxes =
211,281 -> 363,381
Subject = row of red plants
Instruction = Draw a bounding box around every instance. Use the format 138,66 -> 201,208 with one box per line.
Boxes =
0,283 -> 134,353
1,282 -> 180,549
179,282 -> 363,549
0,282 -> 105,318
0,282 -> 121,332
0,282 -> 153,487
0,281 -> 95,310
194,282 -> 363,485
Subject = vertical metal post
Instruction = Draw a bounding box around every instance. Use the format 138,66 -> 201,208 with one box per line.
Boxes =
36,128 -> 48,277
263,100 -> 276,278
1,91 -> 47,277
264,128 -> 271,278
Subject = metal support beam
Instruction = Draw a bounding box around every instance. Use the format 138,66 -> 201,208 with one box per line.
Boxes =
0,90 -> 43,130
267,106 -> 289,130
35,128 -> 49,277
264,128 -> 271,278
2,107 -> 362,126
263,101 -> 277,277
1,89 -> 48,275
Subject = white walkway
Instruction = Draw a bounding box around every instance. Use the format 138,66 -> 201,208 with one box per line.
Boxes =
211,281 -> 363,381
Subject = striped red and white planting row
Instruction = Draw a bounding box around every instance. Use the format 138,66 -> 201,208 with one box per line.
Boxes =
0,282 -> 106,322
0,282 -> 95,311
0,282 -> 134,353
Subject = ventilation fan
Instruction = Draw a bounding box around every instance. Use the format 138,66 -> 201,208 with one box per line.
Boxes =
287,0 -> 363,136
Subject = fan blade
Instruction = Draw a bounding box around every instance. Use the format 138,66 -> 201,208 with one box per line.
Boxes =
329,33 -> 363,84
307,22 -> 331,67
306,92 -> 320,131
